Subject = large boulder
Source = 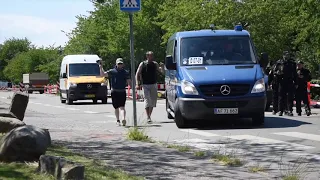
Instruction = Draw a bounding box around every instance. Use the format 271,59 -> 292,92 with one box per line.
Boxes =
9,92 -> 29,121
0,125 -> 51,162
39,155 -> 85,180
0,117 -> 25,133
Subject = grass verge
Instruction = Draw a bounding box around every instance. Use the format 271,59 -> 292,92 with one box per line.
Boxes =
194,151 -> 206,157
0,143 -> 143,180
166,144 -> 191,152
248,165 -> 266,173
279,157 -> 309,180
126,127 -> 153,142
211,150 -> 244,167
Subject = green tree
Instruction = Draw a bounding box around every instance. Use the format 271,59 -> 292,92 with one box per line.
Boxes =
0,38 -> 32,79
3,46 -> 62,83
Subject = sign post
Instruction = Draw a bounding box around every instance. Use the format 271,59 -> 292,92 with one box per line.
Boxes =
120,0 -> 141,127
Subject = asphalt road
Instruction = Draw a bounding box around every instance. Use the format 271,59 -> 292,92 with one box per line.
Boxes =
1,91 -> 320,179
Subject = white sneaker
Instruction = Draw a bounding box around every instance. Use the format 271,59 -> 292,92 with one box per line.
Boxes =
147,118 -> 152,124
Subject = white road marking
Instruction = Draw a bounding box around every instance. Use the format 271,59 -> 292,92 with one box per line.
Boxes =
1,97 -> 5,99
225,135 -> 314,150
84,111 -> 98,114
67,108 -> 80,111
52,106 -> 64,108
44,104 -> 52,107
273,132 -> 320,142
180,129 -> 220,137
105,115 -> 116,118
33,102 -> 42,105
288,152 -> 320,162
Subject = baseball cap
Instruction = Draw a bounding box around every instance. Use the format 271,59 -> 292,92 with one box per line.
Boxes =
116,58 -> 124,64
146,51 -> 153,55
297,60 -> 304,64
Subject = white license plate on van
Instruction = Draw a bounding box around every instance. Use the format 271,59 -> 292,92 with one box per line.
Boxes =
214,108 -> 238,114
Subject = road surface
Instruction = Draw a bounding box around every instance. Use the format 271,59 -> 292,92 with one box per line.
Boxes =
1,91 -> 320,179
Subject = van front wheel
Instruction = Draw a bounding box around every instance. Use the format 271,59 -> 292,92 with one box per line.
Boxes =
67,93 -> 73,105
252,112 -> 265,126
174,100 -> 189,128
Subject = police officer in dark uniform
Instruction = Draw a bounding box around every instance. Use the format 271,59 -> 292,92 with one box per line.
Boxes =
268,60 -> 279,115
295,60 -> 312,116
270,51 -> 297,116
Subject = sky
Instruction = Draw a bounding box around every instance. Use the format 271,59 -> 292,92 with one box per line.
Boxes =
0,0 -> 95,47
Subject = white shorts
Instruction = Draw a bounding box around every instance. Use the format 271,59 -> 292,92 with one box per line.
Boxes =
142,84 -> 158,108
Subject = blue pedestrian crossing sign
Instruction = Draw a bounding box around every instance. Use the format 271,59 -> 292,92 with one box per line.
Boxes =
120,0 -> 141,12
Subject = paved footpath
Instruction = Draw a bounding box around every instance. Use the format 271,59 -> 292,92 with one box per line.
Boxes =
1,91 -> 320,179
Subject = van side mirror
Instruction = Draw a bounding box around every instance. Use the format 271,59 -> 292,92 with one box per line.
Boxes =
260,52 -> 269,68
165,55 -> 176,70
62,73 -> 67,78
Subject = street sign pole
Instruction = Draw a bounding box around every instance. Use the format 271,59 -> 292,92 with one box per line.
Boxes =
120,0 -> 141,127
129,12 -> 137,127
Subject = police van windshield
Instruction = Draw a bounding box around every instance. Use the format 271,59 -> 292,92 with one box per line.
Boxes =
69,63 -> 100,77
180,36 -> 257,66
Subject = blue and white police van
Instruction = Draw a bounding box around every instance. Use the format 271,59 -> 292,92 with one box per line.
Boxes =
164,24 -> 269,128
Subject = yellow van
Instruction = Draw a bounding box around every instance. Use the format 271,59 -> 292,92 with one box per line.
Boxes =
59,54 -> 108,105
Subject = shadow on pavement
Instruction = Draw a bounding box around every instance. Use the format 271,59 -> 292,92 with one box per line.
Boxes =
52,139 -> 268,180
193,116 -> 311,130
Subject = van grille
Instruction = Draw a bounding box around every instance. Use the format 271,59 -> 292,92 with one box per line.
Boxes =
199,84 -> 250,97
77,83 -> 100,93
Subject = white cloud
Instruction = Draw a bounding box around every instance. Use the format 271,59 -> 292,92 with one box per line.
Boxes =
0,14 -> 76,47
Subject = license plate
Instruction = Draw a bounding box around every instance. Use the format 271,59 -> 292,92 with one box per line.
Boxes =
85,94 -> 95,98
214,108 -> 238,114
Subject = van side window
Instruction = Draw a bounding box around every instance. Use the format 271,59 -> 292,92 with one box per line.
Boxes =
65,65 -> 68,77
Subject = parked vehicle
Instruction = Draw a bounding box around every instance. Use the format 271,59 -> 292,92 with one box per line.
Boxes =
23,73 -> 49,94
164,24 -> 269,128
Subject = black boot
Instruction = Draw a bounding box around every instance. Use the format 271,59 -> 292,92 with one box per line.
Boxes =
287,111 -> 293,116
306,110 -> 311,116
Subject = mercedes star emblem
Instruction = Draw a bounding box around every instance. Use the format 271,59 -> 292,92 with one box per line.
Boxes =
220,85 -> 231,95
87,84 -> 92,89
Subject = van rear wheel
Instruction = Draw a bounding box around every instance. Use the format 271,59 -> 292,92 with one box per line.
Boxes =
60,94 -> 66,103
166,98 -> 174,119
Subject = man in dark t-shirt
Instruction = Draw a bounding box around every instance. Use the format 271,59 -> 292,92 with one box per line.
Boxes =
99,58 -> 131,126
135,51 -> 164,123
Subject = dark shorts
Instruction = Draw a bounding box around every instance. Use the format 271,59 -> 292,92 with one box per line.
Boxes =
111,90 -> 126,109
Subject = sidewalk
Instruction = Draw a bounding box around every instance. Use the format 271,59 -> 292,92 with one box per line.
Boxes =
53,139 -> 271,180
1,99 -> 319,180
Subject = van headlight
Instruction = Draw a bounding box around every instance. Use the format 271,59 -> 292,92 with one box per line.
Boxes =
181,80 -> 199,95
69,82 -> 77,87
251,78 -> 265,93
101,83 -> 107,86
